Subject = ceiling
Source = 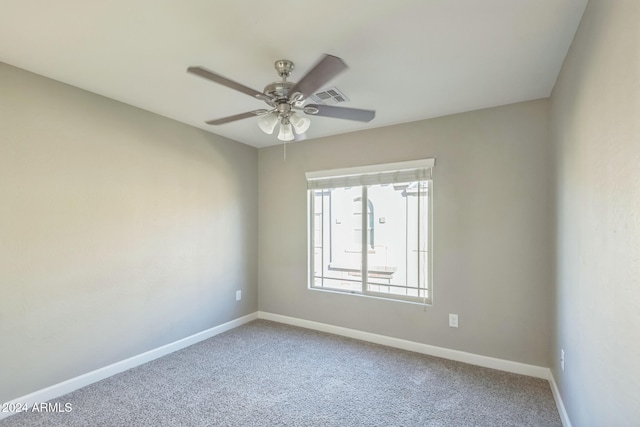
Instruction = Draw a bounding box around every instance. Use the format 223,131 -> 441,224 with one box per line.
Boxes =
0,0 -> 587,148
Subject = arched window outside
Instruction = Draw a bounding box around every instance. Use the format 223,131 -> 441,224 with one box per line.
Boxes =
353,197 -> 374,249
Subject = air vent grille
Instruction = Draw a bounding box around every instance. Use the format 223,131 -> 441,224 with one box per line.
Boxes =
310,87 -> 349,105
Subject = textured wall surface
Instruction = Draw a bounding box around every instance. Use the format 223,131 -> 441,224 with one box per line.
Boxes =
258,99 -> 553,367
550,0 -> 640,424
0,63 -> 258,403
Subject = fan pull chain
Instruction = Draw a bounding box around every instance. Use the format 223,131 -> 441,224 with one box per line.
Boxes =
283,139 -> 287,161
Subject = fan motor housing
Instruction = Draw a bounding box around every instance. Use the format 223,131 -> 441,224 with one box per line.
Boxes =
263,81 -> 295,101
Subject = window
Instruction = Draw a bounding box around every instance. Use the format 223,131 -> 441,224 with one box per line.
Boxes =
307,159 -> 434,304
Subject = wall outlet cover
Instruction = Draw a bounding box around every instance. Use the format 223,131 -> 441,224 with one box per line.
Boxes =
449,314 -> 459,328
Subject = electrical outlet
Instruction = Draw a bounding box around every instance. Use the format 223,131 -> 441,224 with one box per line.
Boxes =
449,314 -> 459,328
236,290 -> 241,301
561,349 -> 565,371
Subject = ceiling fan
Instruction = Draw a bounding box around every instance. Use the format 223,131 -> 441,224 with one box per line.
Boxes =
187,54 -> 375,142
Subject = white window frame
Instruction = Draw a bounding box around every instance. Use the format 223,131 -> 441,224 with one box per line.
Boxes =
306,159 -> 435,305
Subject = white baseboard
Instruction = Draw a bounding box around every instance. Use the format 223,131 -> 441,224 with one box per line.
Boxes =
548,371 -> 572,427
258,311 -> 550,379
0,312 -> 258,420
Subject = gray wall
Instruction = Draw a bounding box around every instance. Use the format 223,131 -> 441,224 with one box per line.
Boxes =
0,63 -> 258,403
258,99 -> 553,367
550,0 -> 640,424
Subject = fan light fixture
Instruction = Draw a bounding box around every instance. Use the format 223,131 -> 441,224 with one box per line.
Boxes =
258,111 -> 310,141
277,122 -> 294,142
289,112 -> 311,134
257,112 -> 279,134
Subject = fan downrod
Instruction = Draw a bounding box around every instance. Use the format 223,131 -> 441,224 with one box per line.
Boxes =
264,60 -> 296,101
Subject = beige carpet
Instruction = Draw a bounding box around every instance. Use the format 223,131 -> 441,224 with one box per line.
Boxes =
1,320 -> 561,426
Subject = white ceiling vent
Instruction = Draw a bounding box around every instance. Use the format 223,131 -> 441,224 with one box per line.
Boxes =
310,87 -> 349,105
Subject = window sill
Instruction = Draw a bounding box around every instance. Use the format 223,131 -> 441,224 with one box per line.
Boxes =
308,286 -> 432,307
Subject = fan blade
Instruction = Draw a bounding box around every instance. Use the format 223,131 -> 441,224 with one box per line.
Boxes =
188,66 -> 270,101
290,54 -> 348,100
205,109 -> 269,125
304,104 -> 375,122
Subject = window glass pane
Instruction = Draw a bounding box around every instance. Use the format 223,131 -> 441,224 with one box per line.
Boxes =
312,187 -> 362,293
366,181 -> 429,299
418,181 -> 429,295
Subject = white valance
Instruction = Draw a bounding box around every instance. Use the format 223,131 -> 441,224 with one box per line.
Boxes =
305,158 -> 435,190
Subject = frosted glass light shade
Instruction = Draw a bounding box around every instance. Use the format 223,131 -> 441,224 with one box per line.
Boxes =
289,112 -> 311,134
277,123 -> 295,141
258,112 -> 279,134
